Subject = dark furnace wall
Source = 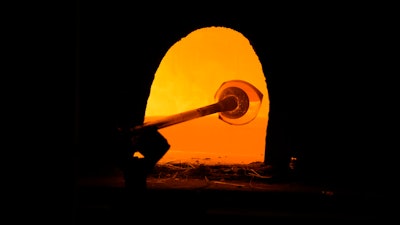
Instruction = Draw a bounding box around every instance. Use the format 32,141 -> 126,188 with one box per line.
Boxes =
76,2 -> 396,192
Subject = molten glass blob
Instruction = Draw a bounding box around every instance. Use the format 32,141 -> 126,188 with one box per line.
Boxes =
215,80 -> 263,125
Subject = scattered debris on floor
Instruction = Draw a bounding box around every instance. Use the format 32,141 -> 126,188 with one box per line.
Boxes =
150,161 -> 272,182
147,161 -> 320,192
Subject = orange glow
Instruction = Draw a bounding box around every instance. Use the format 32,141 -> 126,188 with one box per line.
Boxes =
145,27 -> 269,165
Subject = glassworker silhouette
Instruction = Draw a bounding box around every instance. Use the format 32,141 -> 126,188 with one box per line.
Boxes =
114,125 -> 170,192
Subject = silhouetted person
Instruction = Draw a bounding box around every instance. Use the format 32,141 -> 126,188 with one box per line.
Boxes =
114,125 -> 170,193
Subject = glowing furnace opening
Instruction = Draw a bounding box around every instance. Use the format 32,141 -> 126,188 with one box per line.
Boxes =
145,26 -> 270,165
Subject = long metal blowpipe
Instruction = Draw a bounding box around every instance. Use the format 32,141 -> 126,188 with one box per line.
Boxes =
130,79 -> 263,133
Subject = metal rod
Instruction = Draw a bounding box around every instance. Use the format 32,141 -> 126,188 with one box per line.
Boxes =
131,96 -> 238,132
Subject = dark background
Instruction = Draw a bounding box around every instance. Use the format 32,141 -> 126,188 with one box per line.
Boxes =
7,2 -> 396,224
75,1 -> 396,193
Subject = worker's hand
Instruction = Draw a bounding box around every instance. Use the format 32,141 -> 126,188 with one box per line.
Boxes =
131,126 -> 170,168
